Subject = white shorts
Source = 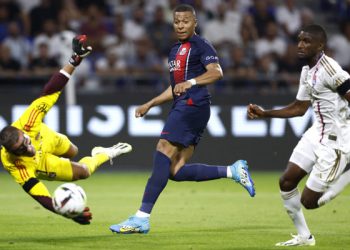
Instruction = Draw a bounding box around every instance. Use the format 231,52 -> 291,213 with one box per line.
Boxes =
289,128 -> 349,193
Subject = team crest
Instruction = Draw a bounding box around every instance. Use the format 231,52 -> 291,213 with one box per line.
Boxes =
179,47 -> 187,55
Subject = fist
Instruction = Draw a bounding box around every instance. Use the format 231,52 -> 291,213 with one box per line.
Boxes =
247,104 -> 265,119
69,35 -> 92,67
72,35 -> 92,58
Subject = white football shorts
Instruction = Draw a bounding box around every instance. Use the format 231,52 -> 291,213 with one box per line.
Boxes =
289,127 -> 349,192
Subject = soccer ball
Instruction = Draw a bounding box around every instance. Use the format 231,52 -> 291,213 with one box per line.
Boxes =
52,183 -> 87,218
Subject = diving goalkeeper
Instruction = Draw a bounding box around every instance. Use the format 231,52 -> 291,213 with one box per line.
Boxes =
0,35 -> 132,225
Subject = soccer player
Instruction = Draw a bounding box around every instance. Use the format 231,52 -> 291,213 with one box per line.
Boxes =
0,35 -> 132,225
109,4 -> 255,234
247,24 -> 350,246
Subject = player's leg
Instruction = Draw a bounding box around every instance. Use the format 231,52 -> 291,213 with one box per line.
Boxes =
80,142 -> 132,174
60,143 -> 78,158
109,139 -> 178,234
42,124 -> 78,159
276,133 -> 316,247
169,148 -> 255,197
318,152 -> 350,206
318,169 -> 350,206
109,104 -> 210,234
304,147 -> 348,208
276,162 -> 315,247
49,127 -> 132,175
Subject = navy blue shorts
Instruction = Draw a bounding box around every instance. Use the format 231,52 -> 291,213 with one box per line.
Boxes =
160,102 -> 210,147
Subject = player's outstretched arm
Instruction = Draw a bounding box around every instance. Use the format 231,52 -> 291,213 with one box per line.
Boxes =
41,35 -> 92,96
247,100 -> 311,119
24,178 -> 92,225
135,86 -> 173,117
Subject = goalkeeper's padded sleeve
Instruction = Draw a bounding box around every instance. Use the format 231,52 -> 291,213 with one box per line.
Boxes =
41,71 -> 69,96
22,177 -> 55,212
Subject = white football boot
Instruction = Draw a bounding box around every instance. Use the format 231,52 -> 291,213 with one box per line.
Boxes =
276,234 -> 315,247
91,142 -> 132,164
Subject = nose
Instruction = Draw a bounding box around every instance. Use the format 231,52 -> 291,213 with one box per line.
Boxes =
297,41 -> 303,49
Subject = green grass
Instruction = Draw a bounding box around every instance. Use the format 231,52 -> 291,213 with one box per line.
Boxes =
0,171 -> 349,250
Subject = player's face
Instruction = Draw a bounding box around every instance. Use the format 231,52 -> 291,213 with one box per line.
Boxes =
10,131 -> 35,157
173,11 -> 197,41
297,31 -> 321,60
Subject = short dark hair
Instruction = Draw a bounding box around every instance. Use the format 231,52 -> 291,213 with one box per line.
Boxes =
173,4 -> 196,16
302,24 -> 327,44
0,126 -> 19,150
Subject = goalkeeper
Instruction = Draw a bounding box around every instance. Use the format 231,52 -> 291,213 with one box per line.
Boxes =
0,35 -> 132,225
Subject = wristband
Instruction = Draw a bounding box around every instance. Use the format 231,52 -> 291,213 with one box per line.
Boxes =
188,78 -> 197,86
59,69 -> 71,79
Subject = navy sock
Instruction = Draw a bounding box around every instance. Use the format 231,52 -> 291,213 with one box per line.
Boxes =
170,163 -> 227,182
140,151 -> 171,214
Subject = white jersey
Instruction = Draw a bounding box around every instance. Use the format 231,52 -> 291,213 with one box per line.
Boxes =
296,54 -> 350,152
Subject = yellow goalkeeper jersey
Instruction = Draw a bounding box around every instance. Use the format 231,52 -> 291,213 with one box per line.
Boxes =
1,92 -> 61,185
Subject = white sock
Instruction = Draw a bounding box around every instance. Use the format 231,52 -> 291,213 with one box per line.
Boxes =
227,166 -> 232,178
135,210 -> 150,218
280,188 -> 311,237
318,169 -> 350,207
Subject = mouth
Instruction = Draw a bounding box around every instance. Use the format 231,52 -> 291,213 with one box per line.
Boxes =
297,51 -> 306,57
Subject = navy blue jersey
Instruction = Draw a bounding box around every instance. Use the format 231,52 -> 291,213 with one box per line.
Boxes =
168,34 -> 219,106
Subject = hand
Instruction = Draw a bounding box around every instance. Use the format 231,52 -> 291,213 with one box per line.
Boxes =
69,35 -> 92,67
135,103 -> 151,118
71,207 -> 92,225
173,81 -> 192,96
247,103 -> 265,119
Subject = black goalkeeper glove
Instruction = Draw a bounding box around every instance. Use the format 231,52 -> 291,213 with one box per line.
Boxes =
69,35 -> 92,67
71,207 -> 92,225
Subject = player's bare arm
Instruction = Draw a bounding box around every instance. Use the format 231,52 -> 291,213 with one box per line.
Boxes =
173,63 -> 223,96
247,100 -> 310,119
135,86 -> 173,117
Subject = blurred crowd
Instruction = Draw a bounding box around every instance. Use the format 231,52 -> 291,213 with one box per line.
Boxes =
0,0 -> 350,94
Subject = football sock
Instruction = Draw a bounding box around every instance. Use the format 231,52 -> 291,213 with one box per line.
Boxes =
227,166 -> 232,178
280,188 -> 311,237
139,151 -> 171,214
318,169 -> 350,206
79,153 -> 109,174
170,163 -> 227,181
136,210 -> 150,218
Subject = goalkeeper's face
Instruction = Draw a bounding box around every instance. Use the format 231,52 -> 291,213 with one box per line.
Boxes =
173,11 -> 197,42
9,131 -> 36,157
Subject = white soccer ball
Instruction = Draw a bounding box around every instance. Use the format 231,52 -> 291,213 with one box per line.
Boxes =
52,183 -> 87,218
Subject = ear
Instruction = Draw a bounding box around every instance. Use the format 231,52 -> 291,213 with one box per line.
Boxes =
318,42 -> 325,51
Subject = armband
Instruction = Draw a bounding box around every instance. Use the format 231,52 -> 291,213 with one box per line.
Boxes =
22,177 -> 39,193
337,78 -> 350,96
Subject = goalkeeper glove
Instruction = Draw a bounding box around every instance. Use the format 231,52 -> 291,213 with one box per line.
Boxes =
71,207 -> 93,225
69,35 -> 92,67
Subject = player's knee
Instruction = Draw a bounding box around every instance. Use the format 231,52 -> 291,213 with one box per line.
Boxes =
279,175 -> 295,191
72,165 -> 90,180
301,197 -> 318,209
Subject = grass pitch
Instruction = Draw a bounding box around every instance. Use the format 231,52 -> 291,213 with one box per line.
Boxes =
0,171 -> 349,250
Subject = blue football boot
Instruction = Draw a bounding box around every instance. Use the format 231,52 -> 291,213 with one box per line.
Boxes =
230,160 -> 255,197
110,216 -> 150,234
